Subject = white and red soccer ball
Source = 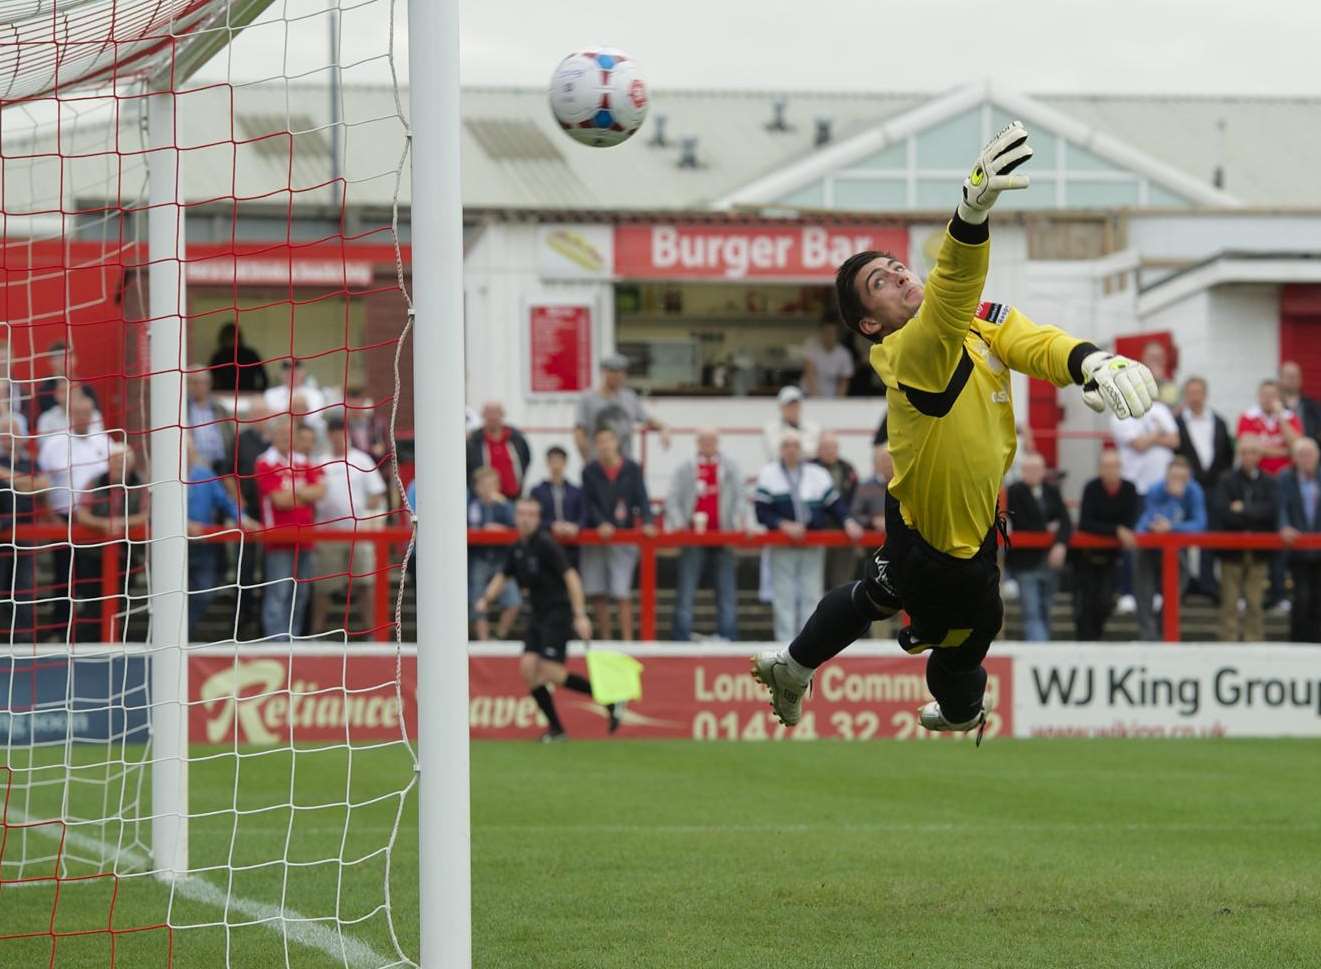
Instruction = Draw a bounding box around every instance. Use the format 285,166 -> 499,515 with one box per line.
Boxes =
548,49 -> 648,148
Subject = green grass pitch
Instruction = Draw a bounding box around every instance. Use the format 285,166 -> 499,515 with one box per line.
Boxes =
3,739 -> 1320,968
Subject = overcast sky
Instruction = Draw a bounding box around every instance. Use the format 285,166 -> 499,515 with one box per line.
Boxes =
192,1 -> 1321,99
454,0 -> 1321,97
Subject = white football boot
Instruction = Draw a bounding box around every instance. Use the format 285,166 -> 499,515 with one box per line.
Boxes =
918,700 -> 990,747
749,650 -> 812,726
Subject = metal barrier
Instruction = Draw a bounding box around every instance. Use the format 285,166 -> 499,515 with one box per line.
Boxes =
13,523 -> 1316,643
468,527 -> 1321,642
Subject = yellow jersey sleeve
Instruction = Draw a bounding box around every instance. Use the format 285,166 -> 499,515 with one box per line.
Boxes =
972,304 -> 1086,388
875,223 -> 989,394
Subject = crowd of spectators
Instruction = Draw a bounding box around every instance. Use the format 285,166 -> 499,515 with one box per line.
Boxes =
464,349 -> 884,645
0,327 -> 393,645
1026,346 -> 1321,644
463,334 -> 1321,647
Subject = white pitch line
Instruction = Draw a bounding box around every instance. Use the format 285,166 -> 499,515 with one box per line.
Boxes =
11,811 -> 406,969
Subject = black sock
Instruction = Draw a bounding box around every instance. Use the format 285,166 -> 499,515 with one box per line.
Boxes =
563,673 -> 592,695
531,686 -> 564,733
788,583 -> 875,669
925,649 -> 988,725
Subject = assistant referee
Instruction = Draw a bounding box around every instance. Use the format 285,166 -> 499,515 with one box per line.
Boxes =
476,498 -> 624,741
752,121 -> 1159,741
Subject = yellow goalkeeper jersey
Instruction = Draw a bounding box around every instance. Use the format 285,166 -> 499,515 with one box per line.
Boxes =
869,226 -> 1086,559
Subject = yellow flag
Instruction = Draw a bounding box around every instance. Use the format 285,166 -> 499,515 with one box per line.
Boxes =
585,650 -> 644,706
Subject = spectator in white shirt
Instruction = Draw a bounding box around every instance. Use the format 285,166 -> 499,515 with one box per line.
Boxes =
37,394 -> 112,637
1110,400 -> 1179,496
1174,376 -> 1234,601
264,359 -> 327,438
801,322 -> 854,399
37,381 -> 104,437
312,412 -> 388,636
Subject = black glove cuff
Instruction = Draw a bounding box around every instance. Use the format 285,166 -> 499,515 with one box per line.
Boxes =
949,211 -> 989,245
1069,342 -> 1104,385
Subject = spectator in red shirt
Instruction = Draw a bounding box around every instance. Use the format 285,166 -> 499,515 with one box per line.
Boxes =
255,420 -> 326,641
465,402 -> 531,500
664,428 -> 747,641
1237,379 -> 1302,476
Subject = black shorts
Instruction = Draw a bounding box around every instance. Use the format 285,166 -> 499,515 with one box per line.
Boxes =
863,494 -> 1003,654
524,611 -> 573,663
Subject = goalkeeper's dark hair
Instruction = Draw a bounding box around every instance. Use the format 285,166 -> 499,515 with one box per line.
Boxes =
834,250 -> 894,343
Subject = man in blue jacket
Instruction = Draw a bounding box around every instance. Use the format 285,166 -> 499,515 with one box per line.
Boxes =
1135,455 -> 1206,640
754,431 -> 863,643
528,445 -> 584,565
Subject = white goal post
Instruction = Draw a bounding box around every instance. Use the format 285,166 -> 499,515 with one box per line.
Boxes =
0,1 -> 467,966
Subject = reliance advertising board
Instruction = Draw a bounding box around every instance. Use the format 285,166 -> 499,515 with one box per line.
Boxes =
4,644 -> 1320,747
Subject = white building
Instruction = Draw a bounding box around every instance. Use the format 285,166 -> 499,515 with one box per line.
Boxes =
459,80 -> 1321,499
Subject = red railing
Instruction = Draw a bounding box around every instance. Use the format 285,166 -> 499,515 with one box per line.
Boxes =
468,527 -> 1321,642
6,524 -> 415,642
12,523 -> 1318,643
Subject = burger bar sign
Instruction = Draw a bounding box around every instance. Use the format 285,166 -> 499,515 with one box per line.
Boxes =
538,223 -> 909,281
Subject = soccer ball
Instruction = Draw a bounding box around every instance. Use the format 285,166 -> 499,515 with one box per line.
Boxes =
548,49 -> 649,148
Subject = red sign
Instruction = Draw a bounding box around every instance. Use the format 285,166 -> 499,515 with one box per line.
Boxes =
469,652 -> 1011,742
189,652 -> 417,745
528,303 -> 593,394
614,223 -> 909,280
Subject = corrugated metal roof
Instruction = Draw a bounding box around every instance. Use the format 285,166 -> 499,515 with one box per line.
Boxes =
4,82 -> 1320,218
1044,94 -> 1321,207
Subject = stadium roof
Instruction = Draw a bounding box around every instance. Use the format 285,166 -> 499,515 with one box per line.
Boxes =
9,80 -> 1321,219
461,83 -> 1321,212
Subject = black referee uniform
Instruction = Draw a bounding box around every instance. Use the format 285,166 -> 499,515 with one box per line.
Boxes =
502,527 -> 622,738
503,529 -> 576,662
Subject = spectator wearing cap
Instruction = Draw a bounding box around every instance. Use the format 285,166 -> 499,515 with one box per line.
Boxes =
208,321 -> 270,394
1279,361 -> 1321,441
573,352 -> 669,462
762,386 -> 821,459
465,401 -> 531,501
528,445 -> 584,564
581,426 -> 655,641
665,428 -> 747,642
801,321 -> 854,399
755,430 -> 863,643
1278,437 -> 1321,643
1175,375 -> 1234,601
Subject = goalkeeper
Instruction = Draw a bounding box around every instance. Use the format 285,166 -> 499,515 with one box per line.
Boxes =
752,122 -> 1157,741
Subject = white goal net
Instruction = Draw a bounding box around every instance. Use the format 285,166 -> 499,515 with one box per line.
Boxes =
0,3 -> 419,967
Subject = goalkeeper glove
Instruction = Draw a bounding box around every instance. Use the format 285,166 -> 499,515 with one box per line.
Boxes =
1080,351 -> 1159,420
957,121 -> 1034,224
